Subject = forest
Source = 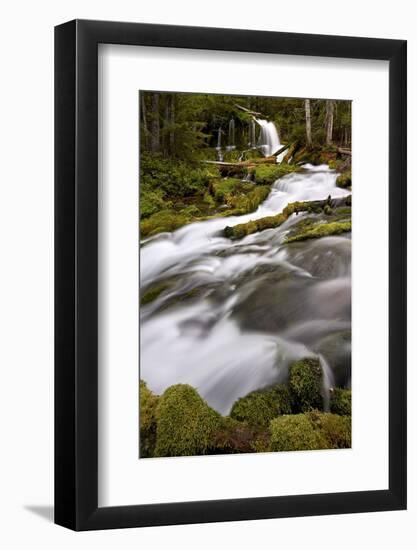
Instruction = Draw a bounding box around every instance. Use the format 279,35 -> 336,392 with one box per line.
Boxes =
139,92 -> 351,237
139,91 -> 352,458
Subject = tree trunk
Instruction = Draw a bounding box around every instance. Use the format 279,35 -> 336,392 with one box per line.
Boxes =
305,99 -> 312,148
150,92 -> 160,153
169,95 -> 175,153
325,100 -> 335,146
140,93 -> 148,148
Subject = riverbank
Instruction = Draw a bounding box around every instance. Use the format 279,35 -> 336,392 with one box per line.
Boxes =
140,357 -> 351,458
140,152 -> 301,238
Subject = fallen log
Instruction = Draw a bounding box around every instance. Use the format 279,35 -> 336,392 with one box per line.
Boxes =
224,195 -> 351,239
337,147 -> 352,156
234,103 -> 264,117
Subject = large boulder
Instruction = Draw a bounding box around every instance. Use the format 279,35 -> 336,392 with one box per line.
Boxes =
154,384 -> 222,457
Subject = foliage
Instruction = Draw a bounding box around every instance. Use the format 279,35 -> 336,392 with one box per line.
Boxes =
140,152 -> 218,205
154,384 -> 222,457
288,358 -> 324,413
330,388 -> 352,416
139,380 -> 159,458
230,384 -> 292,427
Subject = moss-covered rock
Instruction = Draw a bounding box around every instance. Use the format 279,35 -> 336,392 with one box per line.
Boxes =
212,418 -> 270,454
270,414 -> 328,451
289,358 -> 324,412
336,171 -> 352,189
284,221 -> 351,244
154,384 -> 222,457
330,388 -> 351,416
314,330 -> 351,388
309,411 -> 351,448
139,380 -> 159,458
251,163 -> 298,185
140,281 -> 171,306
230,384 -> 292,427
269,411 -> 351,452
224,196 -> 351,239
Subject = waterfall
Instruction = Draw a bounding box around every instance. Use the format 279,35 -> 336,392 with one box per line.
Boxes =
226,118 -> 235,151
248,119 -> 256,148
255,118 -> 284,159
215,127 -> 223,161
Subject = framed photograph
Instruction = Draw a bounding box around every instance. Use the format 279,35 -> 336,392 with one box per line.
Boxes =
55,19 -> 407,530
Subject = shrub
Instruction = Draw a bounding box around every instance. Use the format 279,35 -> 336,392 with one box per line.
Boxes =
154,384 -> 222,457
230,384 -> 292,427
288,358 -> 324,412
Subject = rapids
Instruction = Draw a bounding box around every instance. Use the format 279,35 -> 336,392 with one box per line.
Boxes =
140,165 -> 351,414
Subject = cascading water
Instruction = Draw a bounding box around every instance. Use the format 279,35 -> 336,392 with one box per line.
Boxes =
248,119 -> 256,149
226,118 -> 235,151
255,118 -> 285,161
140,165 -> 351,414
215,127 -> 223,161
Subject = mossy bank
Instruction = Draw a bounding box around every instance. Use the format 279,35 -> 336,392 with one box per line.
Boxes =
140,357 -> 351,457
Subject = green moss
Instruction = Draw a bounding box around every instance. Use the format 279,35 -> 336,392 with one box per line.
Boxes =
284,221 -> 351,243
140,282 -> 171,306
252,163 -> 298,185
224,197 -> 350,239
140,209 -> 192,237
269,411 -> 351,452
270,414 -> 328,451
211,177 -> 242,203
289,358 -> 324,413
154,384 -> 222,457
309,411 -> 351,448
230,384 -> 292,427
330,388 -> 352,416
336,171 -> 352,189
139,380 -> 159,458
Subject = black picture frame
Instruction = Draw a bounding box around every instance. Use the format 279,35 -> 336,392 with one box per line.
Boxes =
55,19 -> 407,531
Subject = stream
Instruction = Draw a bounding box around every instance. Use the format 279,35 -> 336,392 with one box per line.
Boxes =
140,164 -> 352,415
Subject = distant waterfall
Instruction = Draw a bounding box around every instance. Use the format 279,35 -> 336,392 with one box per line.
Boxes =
255,118 -> 283,159
216,127 -> 222,149
226,118 -> 235,151
248,119 -> 256,148
215,127 -> 223,161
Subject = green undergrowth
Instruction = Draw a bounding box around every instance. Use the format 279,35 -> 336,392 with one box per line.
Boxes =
140,153 -> 303,238
140,358 -> 351,458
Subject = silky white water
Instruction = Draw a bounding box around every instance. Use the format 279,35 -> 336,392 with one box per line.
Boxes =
255,118 -> 285,160
140,165 -> 351,414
